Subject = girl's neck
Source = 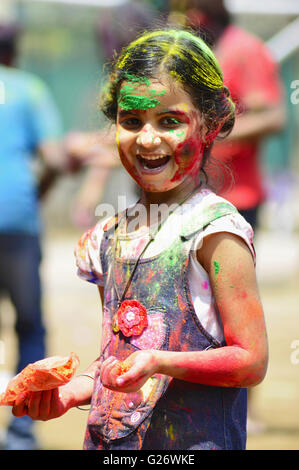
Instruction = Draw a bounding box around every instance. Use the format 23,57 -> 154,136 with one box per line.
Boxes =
126,177 -> 202,233
139,177 -> 201,211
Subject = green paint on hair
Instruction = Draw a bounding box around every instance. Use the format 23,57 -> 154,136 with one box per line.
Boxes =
124,73 -> 151,86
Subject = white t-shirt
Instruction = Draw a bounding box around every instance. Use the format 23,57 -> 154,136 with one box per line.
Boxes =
75,189 -> 254,343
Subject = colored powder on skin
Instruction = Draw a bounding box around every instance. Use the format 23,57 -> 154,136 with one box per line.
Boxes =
118,94 -> 160,111
118,78 -> 167,111
176,131 -> 185,138
171,137 -> 204,182
214,260 -> 220,276
149,89 -> 167,97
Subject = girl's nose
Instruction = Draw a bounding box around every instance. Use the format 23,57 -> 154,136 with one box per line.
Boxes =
136,125 -> 161,148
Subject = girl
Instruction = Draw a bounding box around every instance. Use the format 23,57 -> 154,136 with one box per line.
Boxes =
12,28 -> 268,450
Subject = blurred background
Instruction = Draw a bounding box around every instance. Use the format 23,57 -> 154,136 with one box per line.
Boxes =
0,0 -> 298,450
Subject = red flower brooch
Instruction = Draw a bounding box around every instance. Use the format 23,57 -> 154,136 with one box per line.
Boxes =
113,300 -> 148,337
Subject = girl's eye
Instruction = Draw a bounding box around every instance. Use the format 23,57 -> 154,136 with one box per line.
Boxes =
160,116 -> 181,128
120,117 -> 141,129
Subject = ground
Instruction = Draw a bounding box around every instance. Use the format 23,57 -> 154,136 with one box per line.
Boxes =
0,229 -> 298,450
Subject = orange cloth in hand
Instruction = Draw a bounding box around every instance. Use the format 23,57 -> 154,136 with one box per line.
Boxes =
0,352 -> 80,406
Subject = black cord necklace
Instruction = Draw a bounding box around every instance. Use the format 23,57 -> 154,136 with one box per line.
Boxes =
111,184 -> 202,338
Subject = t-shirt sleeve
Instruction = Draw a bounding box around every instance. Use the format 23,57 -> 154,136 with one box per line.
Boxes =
193,211 -> 255,262
74,222 -> 106,285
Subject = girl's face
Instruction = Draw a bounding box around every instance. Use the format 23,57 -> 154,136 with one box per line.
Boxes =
116,76 -> 205,195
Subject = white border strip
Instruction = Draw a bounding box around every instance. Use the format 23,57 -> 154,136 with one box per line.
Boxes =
21,0 -> 129,7
225,0 -> 299,15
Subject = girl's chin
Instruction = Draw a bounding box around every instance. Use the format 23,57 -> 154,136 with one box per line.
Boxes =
137,176 -> 185,194
137,171 -> 177,190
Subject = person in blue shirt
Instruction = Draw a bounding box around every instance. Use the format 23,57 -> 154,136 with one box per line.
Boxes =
0,23 -> 64,450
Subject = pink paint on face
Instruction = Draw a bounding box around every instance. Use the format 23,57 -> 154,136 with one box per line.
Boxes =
116,76 -> 206,197
171,136 -> 205,183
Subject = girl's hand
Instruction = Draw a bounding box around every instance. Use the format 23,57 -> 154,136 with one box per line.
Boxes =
100,351 -> 160,393
11,385 -> 74,421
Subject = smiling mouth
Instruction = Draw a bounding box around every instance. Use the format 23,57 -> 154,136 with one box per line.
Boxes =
137,154 -> 170,172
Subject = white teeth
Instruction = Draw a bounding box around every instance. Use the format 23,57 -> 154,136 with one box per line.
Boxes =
138,154 -> 167,160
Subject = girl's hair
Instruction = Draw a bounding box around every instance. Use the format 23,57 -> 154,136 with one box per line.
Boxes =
100,27 -> 235,187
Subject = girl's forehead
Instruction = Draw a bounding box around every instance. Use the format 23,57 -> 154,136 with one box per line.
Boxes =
117,75 -> 196,113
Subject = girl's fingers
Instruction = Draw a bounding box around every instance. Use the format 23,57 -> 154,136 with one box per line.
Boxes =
101,356 -> 117,369
101,358 -> 119,385
50,388 -> 65,417
101,356 -> 118,374
38,390 -> 52,420
50,387 -> 60,405
27,391 -> 42,419
12,393 -> 29,417
12,387 -> 70,421
116,366 -> 146,387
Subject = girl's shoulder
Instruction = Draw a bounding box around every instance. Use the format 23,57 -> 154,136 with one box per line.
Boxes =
74,216 -> 114,285
187,188 -> 255,259
181,188 -> 238,234
74,208 -> 129,284
76,208 -> 125,252
191,187 -> 233,208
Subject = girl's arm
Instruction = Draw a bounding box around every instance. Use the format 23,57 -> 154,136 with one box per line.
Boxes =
11,356 -> 101,421
101,232 -> 268,391
12,286 -> 105,421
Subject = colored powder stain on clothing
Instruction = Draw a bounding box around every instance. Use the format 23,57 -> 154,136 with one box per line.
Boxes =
168,424 -> 175,441
202,280 -> 209,290
145,268 -> 155,284
154,281 -> 161,293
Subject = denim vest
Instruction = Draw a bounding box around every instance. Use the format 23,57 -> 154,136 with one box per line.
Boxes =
83,201 -> 247,450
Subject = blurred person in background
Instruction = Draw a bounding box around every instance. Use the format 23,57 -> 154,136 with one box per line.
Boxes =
67,0 -> 161,228
168,0 -> 286,433
0,23 -> 66,450
181,0 -> 286,232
